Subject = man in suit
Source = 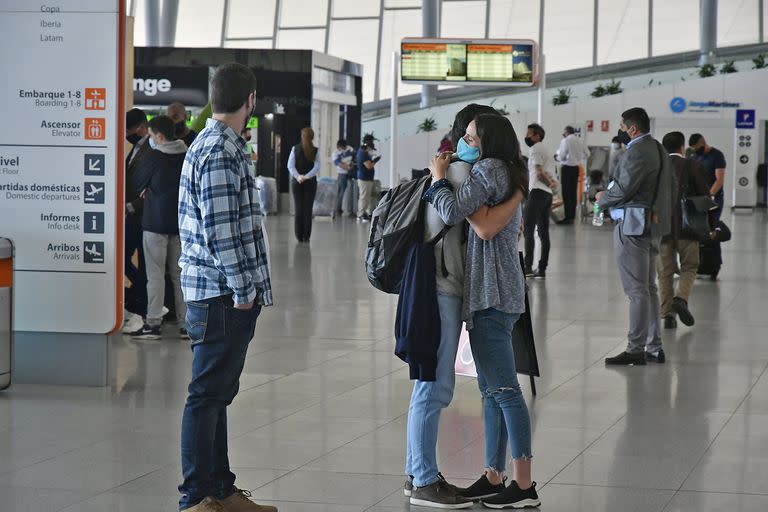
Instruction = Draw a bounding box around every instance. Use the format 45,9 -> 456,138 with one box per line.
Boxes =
124,108 -> 151,326
597,107 -> 674,365
658,132 -> 711,329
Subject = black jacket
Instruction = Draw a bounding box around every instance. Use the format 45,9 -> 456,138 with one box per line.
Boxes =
126,137 -> 151,218
667,155 -> 711,241
134,140 -> 187,235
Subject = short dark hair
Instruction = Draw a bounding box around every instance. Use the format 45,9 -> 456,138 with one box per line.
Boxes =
689,133 -> 704,147
662,131 -> 685,154
147,115 -> 176,140
210,63 -> 256,114
474,113 -> 528,199
621,107 -> 650,133
451,103 -> 499,147
611,136 -> 621,144
126,108 -> 147,130
564,125 -> 575,134
337,138 -> 348,148
527,123 -> 545,141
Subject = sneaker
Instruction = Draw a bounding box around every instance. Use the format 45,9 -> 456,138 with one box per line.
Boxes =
183,497 -> 225,512
524,267 -> 535,278
179,328 -> 191,340
605,351 -> 646,366
130,324 -> 161,340
404,475 -> 414,497
672,297 -> 694,326
482,481 -> 540,509
663,316 -> 677,329
220,487 -> 277,512
410,475 -> 474,509
532,269 -> 546,279
646,349 -> 666,364
457,474 -> 506,500
122,311 -> 143,334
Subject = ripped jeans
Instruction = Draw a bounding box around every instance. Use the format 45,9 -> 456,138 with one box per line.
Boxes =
469,308 -> 532,471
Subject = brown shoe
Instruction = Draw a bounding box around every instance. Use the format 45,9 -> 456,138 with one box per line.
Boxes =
220,488 -> 277,512
184,497 -> 226,512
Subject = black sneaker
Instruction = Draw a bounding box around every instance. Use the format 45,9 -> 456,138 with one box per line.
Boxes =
410,475 -> 474,509
663,316 -> 677,329
404,475 -> 414,497
482,481 -> 540,509
524,267 -> 535,278
130,324 -> 161,340
672,297 -> 694,326
605,351 -> 646,366
646,349 -> 666,364
533,269 -> 546,279
457,474 -> 506,500
179,328 -> 190,340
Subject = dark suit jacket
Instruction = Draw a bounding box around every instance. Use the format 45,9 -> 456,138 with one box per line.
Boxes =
667,155 -> 711,241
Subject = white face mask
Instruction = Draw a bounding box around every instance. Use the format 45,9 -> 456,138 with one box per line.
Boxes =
611,143 -> 620,150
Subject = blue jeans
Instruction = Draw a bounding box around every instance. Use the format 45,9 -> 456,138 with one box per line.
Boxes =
469,308 -> 532,471
179,295 -> 261,510
405,293 -> 462,487
337,173 -> 351,212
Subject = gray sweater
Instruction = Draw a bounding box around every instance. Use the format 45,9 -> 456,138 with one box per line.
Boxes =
424,160 -> 471,297
430,158 -> 525,329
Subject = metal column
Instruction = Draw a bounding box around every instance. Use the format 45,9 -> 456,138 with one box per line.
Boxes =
144,0 -> 160,46
420,0 -> 439,109
159,0 -> 179,46
698,0 -> 717,65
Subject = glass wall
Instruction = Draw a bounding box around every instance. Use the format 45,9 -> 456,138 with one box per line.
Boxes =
128,0 -> 767,103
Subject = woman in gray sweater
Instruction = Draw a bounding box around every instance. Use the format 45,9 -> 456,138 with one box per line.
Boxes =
424,114 -> 540,509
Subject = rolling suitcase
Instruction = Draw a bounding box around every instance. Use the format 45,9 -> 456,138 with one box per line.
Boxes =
312,177 -> 338,217
698,240 -> 721,280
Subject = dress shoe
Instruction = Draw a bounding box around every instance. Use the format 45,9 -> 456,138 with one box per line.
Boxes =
605,351 -> 646,366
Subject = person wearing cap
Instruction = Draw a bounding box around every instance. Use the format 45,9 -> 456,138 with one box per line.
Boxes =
356,134 -> 379,221
123,108 -> 150,331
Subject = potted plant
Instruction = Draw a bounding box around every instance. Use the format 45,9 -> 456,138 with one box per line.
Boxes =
720,61 -> 737,74
417,116 -> 437,133
752,54 -> 766,69
604,79 -> 623,95
591,84 -> 606,98
489,99 -> 510,116
552,88 -> 572,106
698,63 -> 716,78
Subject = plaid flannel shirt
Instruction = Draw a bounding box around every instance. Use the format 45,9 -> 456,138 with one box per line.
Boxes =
178,118 -> 273,306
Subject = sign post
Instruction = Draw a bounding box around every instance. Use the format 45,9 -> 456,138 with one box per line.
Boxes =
0,0 -> 124,384
733,109 -> 757,209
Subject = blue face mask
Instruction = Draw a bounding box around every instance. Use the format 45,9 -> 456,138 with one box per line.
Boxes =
148,137 -> 157,150
457,137 -> 480,163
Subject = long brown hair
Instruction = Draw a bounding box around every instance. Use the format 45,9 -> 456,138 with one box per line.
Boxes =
300,127 -> 315,161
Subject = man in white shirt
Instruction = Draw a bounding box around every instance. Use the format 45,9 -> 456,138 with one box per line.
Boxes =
524,123 -> 558,278
556,126 -> 590,223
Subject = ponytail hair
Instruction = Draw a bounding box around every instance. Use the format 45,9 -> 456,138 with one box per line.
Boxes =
300,127 -> 315,161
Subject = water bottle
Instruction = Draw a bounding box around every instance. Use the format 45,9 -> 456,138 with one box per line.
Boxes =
592,202 -> 604,227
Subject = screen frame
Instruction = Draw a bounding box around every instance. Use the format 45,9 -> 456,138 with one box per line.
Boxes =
400,37 -> 538,87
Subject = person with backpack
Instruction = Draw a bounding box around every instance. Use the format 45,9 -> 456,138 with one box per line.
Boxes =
404,104 -> 525,509
423,113 -> 540,509
288,127 -> 320,242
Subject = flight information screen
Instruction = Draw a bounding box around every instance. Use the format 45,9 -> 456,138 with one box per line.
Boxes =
401,38 -> 536,86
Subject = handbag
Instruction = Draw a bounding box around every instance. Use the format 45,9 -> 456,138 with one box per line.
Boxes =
680,159 -> 717,239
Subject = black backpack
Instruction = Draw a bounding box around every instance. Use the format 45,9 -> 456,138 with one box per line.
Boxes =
366,176 -> 448,294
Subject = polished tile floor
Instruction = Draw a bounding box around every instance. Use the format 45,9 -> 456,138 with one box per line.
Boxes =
2,210 -> 768,512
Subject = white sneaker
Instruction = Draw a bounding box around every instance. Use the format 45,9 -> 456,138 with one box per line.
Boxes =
122,311 -> 143,334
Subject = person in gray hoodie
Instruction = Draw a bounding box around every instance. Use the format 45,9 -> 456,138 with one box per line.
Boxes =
405,106 -> 529,509
424,114 -> 540,510
129,115 -> 189,340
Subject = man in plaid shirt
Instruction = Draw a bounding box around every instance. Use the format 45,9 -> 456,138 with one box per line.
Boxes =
177,63 -> 276,512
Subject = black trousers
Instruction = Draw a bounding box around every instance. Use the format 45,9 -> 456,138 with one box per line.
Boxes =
524,189 -> 553,272
291,177 -> 317,241
560,165 -> 579,221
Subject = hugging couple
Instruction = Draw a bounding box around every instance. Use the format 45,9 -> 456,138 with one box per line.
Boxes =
403,103 -> 541,510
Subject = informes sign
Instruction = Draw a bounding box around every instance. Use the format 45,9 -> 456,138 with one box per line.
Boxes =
133,65 -> 210,107
0,0 -> 124,333
401,38 -> 536,86
733,110 -> 758,208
